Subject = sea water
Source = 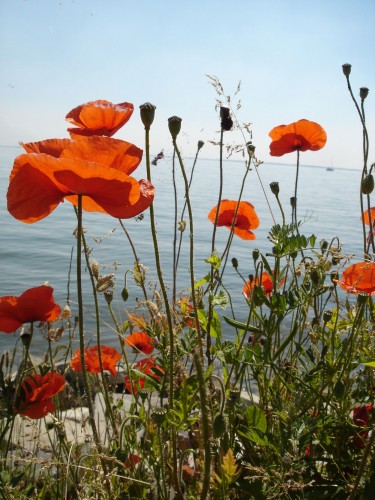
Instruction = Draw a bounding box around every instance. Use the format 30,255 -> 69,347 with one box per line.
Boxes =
0,146 -> 365,356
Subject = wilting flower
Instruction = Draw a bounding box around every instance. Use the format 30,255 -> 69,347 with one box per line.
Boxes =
7,150 -> 154,223
66,100 -> 134,138
353,404 -> 373,449
124,357 -> 164,394
14,372 -> 66,419
208,200 -> 260,240
269,119 -> 327,157
70,345 -> 122,377
0,285 -> 61,334
124,331 -> 155,354
243,272 -> 285,299
335,261 -> 375,295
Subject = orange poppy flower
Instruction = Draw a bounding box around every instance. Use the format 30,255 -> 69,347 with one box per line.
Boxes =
124,331 -> 155,354
124,357 -> 164,394
336,261 -> 375,295
14,372 -> 66,419
7,152 -> 154,223
70,345 -> 122,377
66,100 -> 134,138
243,272 -> 285,299
361,207 -> 375,226
208,200 -> 260,240
269,119 -> 327,157
22,136 -> 143,177
0,285 -> 61,334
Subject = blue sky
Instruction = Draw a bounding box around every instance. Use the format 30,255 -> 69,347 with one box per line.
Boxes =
0,0 -> 374,168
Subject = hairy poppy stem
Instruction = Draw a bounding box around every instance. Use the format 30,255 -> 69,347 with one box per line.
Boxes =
143,125 -> 182,499
76,195 -> 110,484
79,222 -> 118,439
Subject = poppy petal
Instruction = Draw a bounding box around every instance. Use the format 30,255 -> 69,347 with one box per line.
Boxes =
60,136 -> 143,175
66,100 -> 134,138
269,119 -> 327,157
7,162 -> 65,223
0,285 -> 61,333
208,200 -> 259,240
336,261 -> 375,294
21,138 -> 72,157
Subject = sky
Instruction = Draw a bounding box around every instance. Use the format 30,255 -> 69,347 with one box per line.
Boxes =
0,0 -> 374,169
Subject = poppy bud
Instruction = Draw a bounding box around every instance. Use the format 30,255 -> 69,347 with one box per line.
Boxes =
212,413 -> 227,438
330,270 -> 339,283
342,63 -> 352,77
168,116 -> 182,139
121,287 -> 129,302
151,406 -> 167,425
231,257 -> 238,269
270,182 -> 280,196
139,102 -> 156,130
333,379 -> 345,399
247,142 -> 256,156
360,87 -> 369,100
361,174 -> 374,195
197,140 -> 204,150
320,240 -> 328,252
290,197 -> 297,209
323,310 -> 333,323
252,249 -> 260,261
310,269 -> 322,287
290,250 -> 298,260
220,107 -> 233,131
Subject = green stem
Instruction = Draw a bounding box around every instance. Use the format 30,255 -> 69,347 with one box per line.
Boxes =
144,126 -> 182,498
76,196 -> 107,469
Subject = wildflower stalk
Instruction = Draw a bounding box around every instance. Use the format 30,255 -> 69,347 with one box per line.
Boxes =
75,208 -> 118,439
343,65 -> 371,257
172,149 -> 178,304
192,349 -> 212,500
171,134 -> 204,359
141,105 -> 182,498
176,140 -> 203,271
76,195 -> 110,483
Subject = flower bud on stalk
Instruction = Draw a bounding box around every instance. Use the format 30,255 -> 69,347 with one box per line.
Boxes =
361,174 -> 374,195
231,257 -> 238,269
270,182 -> 280,196
252,249 -> 260,261
342,63 -> 352,77
247,142 -> 256,156
139,102 -> 156,129
197,140 -> 204,150
360,87 -> 369,100
290,197 -> 297,209
168,116 -> 182,139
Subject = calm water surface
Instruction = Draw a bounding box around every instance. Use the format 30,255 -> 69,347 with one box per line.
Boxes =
0,147 -> 364,356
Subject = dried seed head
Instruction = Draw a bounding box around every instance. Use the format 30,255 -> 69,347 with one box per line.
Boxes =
270,181 -> 280,196
360,87 -> 369,100
104,290 -> 113,305
220,106 -> 233,131
61,304 -> 71,319
151,406 -> 168,425
139,102 -> 156,129
91,260 -> 100,280
48,327 -> 64,342
96,274 -> 115,292
342,63 -> 352,77
168,116 -> 182,139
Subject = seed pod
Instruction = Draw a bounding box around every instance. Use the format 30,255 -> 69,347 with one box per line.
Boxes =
151,406 -> 168,425
361,174 -> 374,195
310,269 -> 321,287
